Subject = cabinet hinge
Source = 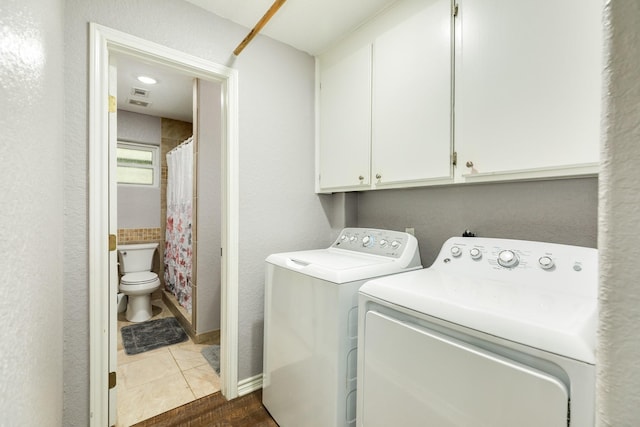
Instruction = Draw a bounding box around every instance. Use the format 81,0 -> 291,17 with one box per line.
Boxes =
109,372 -> 117,389
453,3 -> 459,17
109,95 -> 117,113
451,151 -> 458,167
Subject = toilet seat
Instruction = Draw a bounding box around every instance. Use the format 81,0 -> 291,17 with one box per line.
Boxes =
121,271 -> 159,285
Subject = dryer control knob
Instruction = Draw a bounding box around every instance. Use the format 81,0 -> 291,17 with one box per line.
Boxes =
497,250 -> 519,268
451,246 -> 462,257
539,256 -> 555,270
379,239 -> 388,248
391,241 -> 401,249
362,236 -> 375,248
469,248 -> 482,260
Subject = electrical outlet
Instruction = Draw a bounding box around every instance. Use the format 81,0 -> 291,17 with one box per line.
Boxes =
405,227 -> 415,236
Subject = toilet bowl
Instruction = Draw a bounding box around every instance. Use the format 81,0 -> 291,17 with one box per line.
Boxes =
117,243 -> 161,322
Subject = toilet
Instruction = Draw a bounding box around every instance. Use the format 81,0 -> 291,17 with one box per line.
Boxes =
117,243 -> 161,322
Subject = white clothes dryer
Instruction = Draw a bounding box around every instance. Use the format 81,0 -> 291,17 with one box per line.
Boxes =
357,237 -> 597,427
263,228 -> 422,427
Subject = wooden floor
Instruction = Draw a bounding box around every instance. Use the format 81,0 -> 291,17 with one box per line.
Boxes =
132,389 -> 278,427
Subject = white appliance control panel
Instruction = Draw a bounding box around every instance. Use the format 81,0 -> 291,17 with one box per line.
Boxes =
332,227 -> 417,259
436,237 -> 597,296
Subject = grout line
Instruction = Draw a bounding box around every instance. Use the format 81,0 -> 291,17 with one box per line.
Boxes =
170,348 -> 198,400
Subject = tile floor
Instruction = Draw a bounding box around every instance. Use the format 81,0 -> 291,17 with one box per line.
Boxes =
116,299 -> 220,427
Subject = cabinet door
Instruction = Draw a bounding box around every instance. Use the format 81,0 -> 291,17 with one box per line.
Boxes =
372,0 -> 453,187
318,45 -> 372,191
455,0 -> 602,181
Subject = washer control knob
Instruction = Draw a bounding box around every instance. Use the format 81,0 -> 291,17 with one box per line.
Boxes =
539,256 -> 554,270
391,240 -> 401,250
451,246 -> 462,257
379,239 -> 388,248
497,250 -> 519,268
349,236 -> 357,243
469,248 -> 482,260
340,234 -> 348,241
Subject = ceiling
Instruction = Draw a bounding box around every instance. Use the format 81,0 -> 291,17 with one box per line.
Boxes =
116,54 -> 194,123
184,0 -> 399,56
117,0 -> 398,122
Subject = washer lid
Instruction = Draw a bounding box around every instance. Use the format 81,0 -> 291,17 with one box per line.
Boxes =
121,271 -> 159,285
266,248 -> 417,283
360,268 -> 596,364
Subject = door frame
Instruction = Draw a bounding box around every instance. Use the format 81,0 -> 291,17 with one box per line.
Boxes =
88,23 -> 240,426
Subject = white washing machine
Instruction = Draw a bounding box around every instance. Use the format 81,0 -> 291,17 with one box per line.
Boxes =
263,228 -> 422,427
357,237 -> 597,427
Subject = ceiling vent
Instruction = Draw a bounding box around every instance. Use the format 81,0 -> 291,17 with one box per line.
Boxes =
127,98 -> 151,108
131,87 -> 150,97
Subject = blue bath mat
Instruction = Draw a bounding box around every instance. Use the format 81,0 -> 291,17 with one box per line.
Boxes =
201,344 -> 220,375
121,317 -> 188,355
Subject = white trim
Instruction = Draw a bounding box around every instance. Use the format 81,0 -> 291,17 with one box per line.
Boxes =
89,23 -> 240,427
89,24 -> 110,426
237,374 -> 264,397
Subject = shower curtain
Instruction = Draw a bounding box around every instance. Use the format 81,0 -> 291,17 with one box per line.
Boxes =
164,136 -> 194,313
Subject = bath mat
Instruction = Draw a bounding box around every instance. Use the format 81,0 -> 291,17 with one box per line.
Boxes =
201,344 -> 220,375
121,317 -> 188,355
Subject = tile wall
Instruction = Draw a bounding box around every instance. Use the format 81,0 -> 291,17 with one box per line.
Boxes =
118,228 -> 162,244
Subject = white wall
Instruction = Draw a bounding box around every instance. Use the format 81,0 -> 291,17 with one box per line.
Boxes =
117,110 -> 162,229
0,0 -> 65,425
63,1 -> 338,424
597,1 -> 640,425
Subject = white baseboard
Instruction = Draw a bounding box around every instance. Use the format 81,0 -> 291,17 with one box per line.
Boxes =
237,373 -> 263,396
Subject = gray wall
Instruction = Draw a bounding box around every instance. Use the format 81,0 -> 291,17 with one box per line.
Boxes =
63,1 -> 337,424
0,0 -> 65,424
195,79 -> 222,333
357,178 -> 598,267
117,110 -> 162,229
235,29 -> 341,378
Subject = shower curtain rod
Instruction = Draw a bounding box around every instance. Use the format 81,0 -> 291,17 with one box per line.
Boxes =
233,0 -> 287,56
167,136 -> 193,156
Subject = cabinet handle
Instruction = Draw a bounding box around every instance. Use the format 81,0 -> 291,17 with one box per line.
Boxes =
466,161 -> 474,168
376,173 -> 382,179
358,175 -> 364,181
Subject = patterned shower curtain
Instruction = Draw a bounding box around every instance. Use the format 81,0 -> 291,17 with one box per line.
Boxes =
164,136 -> 194,313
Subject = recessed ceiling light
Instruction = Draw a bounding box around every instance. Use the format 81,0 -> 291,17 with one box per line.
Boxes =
137,75 -> 157,85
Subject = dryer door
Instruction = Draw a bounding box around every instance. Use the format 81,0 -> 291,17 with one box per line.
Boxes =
360,311 -> 569,427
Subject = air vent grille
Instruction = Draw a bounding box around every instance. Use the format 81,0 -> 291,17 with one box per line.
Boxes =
131,87 -> 149,97
127,98 -> 151,107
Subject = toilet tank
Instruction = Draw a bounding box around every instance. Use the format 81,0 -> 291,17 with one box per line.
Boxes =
117,243 -> 158,273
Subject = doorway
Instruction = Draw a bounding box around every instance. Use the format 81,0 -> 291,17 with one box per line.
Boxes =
88,23 -> 240,427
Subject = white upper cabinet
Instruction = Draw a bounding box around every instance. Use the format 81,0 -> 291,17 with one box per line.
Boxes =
316,0 -> 602,193
318,45 -> 372,191
372,0 -> 453,188
317,0 -> 454,193
454,0 -> 602,182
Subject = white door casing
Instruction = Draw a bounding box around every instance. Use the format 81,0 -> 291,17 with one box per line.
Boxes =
108,59 -> 118,427
89,23 -> 240,427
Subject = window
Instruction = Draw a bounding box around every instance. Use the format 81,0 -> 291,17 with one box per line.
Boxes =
117,141 -> 159,187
